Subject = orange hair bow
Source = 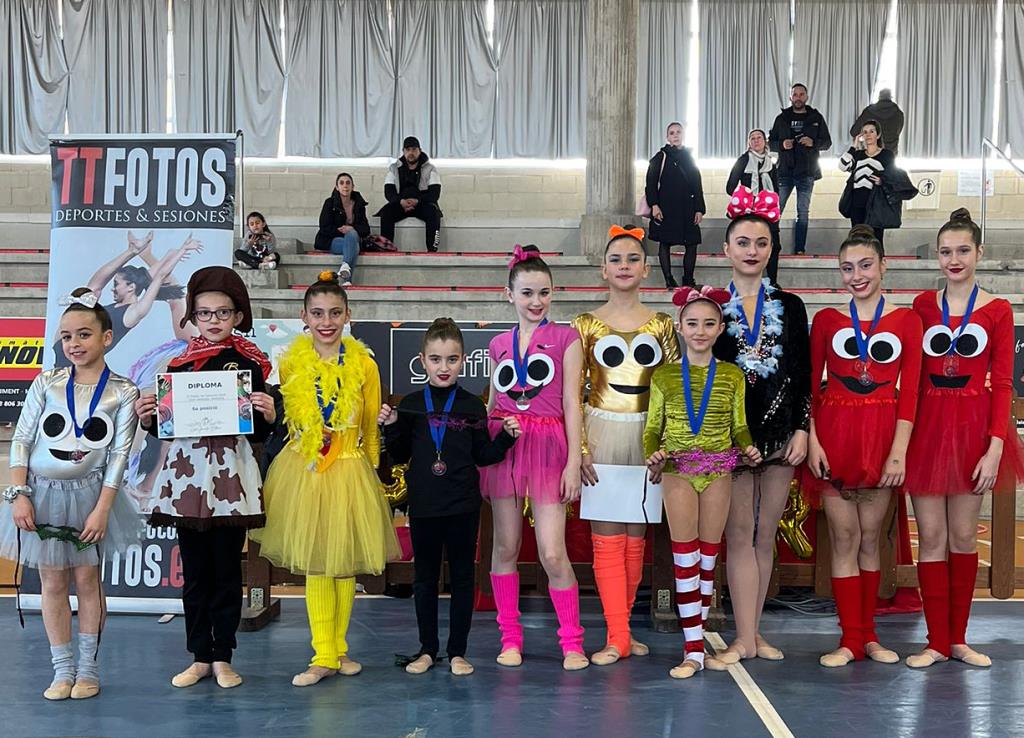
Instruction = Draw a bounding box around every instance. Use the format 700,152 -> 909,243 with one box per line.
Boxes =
608,225 -> 645,241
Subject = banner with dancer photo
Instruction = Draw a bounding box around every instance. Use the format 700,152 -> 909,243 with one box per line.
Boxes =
22,135 -> 237,614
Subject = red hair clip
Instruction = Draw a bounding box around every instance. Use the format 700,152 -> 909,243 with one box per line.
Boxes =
608,225 -> 645,241
672,285 -> 731,311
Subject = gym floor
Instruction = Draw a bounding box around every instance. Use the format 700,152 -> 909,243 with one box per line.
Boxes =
0,596 -> 1021,738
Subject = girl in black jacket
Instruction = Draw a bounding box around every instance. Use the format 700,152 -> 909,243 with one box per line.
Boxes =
314,173 -> 371,286
726,130 -> 783,286
645,122 -> 706,289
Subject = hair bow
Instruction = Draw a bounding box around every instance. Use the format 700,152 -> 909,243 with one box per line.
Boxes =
507,244 -> 540,269
608,225 -> 645,241
726,185 -> 781,224
672,285 -> 732,312
318,270 -> 340,283
58,291 -> 99,309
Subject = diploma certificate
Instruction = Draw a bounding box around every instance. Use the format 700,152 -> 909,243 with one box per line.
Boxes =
156,370 -> 254,439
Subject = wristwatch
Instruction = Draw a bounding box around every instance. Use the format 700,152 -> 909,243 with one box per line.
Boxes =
2,485 -> 32,503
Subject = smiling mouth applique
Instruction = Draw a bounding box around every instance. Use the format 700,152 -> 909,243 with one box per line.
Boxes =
50,449 -> 87,461
929,374 -> 970,389
609,383 -> 649,395
834,374 -> 891,395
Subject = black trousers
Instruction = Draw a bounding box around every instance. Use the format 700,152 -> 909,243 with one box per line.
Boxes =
657,242 -> 699,288
378,201 -> 441,250
848,205 -> 885,246
409,510 -> 480,659
177,526 -> 247,663
766,221 -> 782,286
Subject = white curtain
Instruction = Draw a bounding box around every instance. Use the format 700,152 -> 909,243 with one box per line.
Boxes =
792,0 -> 888,155
698,0 -> 790,158
896,0 -> 996,158
62,0 -> 167,134
1004,0 -> 1024,151
636,0 -> 691,158
172,0 -> 285,157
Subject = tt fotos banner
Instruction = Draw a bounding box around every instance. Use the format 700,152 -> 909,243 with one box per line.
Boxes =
22,135 -> 237,614
0,317 -> 46,424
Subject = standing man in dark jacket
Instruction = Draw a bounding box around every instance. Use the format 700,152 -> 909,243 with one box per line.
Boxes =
376,136 -> 443,252
850,89 -> 905,157
769,84 -> 833,254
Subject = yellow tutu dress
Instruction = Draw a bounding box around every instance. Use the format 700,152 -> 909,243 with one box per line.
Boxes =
251,335 -> 400,578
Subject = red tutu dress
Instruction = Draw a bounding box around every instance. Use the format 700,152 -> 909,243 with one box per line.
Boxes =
904,292 -> 1024,495
803,306 -> 923,502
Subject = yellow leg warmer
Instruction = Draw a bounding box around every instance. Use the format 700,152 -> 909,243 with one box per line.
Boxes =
305,576 -> 339,668
334,577 -> 356,658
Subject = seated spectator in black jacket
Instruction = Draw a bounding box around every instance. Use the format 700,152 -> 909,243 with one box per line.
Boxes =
727,129 -> 783,286
314,172 -> 370,286
376,136 -> 443,252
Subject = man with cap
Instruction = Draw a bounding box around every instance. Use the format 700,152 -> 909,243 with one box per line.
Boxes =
850,89 -> 905,157
377,136 -> 443,252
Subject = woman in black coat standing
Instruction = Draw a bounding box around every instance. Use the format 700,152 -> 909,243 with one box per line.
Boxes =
727,129 -> 782,286
646,122 -> 706,289
314,173 -> 371,286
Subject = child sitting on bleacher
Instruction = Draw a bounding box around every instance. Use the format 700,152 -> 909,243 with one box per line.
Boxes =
235,211 -> 279,270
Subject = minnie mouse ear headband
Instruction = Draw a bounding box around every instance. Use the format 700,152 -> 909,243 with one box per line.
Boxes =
58,290 -> 99,309
726,185 -> 781,224
508,244 -> 542,269
672,285 -> 731,316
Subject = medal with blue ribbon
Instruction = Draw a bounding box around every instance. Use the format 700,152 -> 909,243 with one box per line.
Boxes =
315,342 -> 346,454
729,281 -> 765,347
681,355 -> 716,437
424,386 -> 458,475
848,296 -> 885,385
940,284 -> 978,376
66,366 -> 111,463
510,319 -> 548,396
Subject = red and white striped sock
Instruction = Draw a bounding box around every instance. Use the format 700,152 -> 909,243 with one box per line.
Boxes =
699,540 -> 721,624
673,538 -> 704,666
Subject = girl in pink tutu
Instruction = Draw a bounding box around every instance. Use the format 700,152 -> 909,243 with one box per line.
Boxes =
480,244 -> 588,671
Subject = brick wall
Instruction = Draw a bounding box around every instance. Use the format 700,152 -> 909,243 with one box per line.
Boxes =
1,159 -> 1020,224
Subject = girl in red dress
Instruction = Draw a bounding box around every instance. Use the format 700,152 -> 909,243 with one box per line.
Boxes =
805,226 -> 923,668
904,209 -> 1024,669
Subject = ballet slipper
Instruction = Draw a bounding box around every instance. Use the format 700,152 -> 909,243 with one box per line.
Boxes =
291,665 -> 337,687
590,645 -> 622,666
562,651 -> 590,671
171,663 -> 212,688
496,647 -> 523,667
212,662 -> 243,689
630,638 -> 650,657
338,656 -> 363,676
819,647 -> 856,668
449,657 -> 475,676
705,643 -> 749,671
669,659 -> 703,679
43,680 -> 74,700
70,678 -> 100,700
951,644 -> 992,668
755,635 -> 785,661
864,642 -> 900,664
905,648 -> 949,669
404,654 -> 434,675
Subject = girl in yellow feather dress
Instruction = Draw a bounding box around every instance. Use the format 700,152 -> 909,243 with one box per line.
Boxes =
251,273 -> 399,687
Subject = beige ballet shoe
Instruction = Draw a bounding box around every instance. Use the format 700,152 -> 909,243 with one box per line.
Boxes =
562,651 -> 590,671
338,656 -> 363,676
705,643 -> 748,671
449,657 -> 475,676
212,662 -> 242,689
43,680 -> 74,700
819,647 -> 856,668
951,644 -> 992,668
865,642 -> 900,664
589,645 -> 622,666
171,663 -> 211,688
404,654 -> 434,675
905,648 -> 949,669
291,666 -> 337,687
496,648 -> 523,667
70,678 -> 100,700
755,635 -> 785,661
630,638 -> 650,657
669,658 -> 703,679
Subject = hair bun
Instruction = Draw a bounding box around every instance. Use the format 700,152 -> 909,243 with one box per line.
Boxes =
848,224 -> 877,240
317,270 -> 340,284
949,207 -> 974,224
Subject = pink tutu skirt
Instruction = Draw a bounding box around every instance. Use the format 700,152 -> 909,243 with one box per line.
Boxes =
479,414 -> 567,505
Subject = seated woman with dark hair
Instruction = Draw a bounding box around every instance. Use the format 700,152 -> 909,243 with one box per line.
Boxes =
314,173 -> 371,286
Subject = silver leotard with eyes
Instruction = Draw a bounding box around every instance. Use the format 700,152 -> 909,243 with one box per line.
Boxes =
9,368 -> 141,488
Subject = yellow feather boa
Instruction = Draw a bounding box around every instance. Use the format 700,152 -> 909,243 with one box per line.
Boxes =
278,334 -> 370,465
